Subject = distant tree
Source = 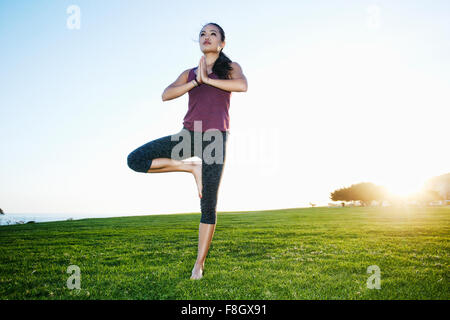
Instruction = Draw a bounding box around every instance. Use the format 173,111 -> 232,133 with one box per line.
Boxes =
330,187 -> 351,206
414,189 -> 444,205
0,208 -> 3,214
330,187 -> 348,206
423,173 -> 450,200
330,182 -> 388,206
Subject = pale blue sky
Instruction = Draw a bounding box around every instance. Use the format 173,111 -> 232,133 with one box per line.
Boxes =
1,0 -> 449,217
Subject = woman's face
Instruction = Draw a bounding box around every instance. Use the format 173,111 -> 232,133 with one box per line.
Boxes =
199,25 -> 224,53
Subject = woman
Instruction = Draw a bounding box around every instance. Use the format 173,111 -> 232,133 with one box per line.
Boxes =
127,22 -> 248,280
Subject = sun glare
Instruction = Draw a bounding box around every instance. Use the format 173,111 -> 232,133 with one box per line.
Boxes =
384,182 -> 422,198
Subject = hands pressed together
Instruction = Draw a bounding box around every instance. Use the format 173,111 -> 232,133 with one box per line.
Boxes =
195,56 -> 210,85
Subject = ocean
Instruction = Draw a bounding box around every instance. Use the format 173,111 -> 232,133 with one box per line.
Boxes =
0,213 -> 139,226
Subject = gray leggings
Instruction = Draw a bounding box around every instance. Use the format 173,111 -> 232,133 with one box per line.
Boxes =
127,127 -> 229,224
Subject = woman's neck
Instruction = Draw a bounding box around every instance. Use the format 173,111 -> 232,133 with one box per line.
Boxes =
204,53 -> 219,69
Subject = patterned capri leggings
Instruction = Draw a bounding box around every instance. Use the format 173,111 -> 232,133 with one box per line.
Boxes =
127,126 -> 229,224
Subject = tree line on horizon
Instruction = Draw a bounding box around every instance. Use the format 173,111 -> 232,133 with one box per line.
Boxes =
330,173 -> 449,207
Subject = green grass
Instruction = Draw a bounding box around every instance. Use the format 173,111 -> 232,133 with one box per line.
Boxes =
0,206 -> 448,300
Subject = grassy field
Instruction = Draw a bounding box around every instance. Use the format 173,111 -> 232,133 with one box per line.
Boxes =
0,206 -> 448,300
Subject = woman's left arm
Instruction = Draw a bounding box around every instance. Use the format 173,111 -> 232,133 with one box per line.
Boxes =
204,62 -> 248,92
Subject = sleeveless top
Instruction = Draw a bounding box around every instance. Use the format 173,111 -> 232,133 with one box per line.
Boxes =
182,67 -> 232,132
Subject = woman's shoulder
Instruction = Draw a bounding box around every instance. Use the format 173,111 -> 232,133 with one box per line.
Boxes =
229,61 -> 243,71
228,61 -> 245,80
180,67 -> 196,80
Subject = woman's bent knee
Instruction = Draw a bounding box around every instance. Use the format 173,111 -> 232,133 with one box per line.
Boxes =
127,151 -> 152,173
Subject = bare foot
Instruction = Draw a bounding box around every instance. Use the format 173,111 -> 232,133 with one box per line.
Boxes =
190,262 -> 204,280
191,162 -> 203,199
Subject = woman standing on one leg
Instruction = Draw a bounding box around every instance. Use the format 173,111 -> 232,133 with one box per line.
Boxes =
126,22 -> 248,280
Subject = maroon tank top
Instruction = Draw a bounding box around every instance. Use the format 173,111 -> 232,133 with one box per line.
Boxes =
183,67 -> 232,132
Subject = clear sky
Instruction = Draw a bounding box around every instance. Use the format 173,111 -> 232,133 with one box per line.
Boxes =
1,0 -> 449,217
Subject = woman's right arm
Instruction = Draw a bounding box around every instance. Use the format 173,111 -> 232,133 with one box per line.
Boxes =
162,69 -> 197,101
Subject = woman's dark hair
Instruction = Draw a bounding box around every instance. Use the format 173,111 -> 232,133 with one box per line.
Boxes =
200,22 -> 233,79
